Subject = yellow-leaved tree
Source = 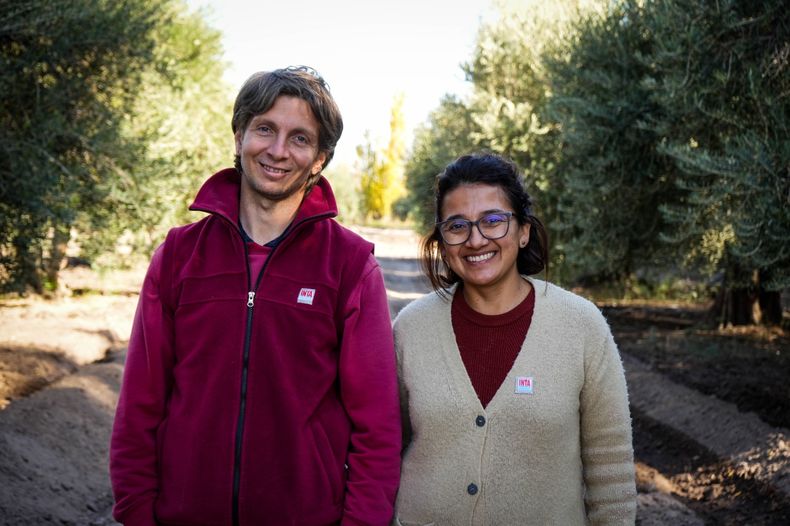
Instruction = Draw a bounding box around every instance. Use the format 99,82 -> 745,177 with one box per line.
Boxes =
358,93 -> 407,220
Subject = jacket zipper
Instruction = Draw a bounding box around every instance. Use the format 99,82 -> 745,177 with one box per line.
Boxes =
231,238 -> 268,526
228,213 -> 332,525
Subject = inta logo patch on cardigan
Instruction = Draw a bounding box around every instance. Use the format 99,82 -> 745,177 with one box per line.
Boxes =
515,376 -> 534,394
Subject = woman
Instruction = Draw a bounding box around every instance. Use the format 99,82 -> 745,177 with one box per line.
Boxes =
393,153 -> 636,525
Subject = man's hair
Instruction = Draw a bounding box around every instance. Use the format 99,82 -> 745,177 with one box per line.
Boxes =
421,152 -> 549,294
232,66 -> 343,177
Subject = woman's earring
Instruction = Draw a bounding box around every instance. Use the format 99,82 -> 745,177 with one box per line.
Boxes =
519,240 -> 527,248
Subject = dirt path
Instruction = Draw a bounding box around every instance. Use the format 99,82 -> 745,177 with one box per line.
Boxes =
0,226 -> 788,525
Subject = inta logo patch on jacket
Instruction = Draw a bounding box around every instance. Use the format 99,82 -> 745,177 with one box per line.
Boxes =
297,288 -> 316,305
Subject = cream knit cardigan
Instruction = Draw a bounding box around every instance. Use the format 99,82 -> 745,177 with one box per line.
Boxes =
393,279 -> 636,526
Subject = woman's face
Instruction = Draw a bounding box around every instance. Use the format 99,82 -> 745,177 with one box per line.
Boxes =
439,183 -> 530,294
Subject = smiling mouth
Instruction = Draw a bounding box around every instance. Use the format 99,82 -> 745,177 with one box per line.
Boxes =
466,252 -> 495,263
260,163 -> 289,174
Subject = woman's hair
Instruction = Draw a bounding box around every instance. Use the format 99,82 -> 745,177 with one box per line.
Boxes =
421,152 -> 549,293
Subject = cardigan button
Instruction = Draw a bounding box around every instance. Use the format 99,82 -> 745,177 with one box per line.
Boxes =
475,415 -> 486,427
467,483 -> 478,495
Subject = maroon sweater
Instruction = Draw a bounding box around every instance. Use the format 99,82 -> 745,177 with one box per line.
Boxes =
452,286 -> 535,408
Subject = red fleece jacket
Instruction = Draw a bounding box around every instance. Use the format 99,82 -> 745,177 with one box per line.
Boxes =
110,169 -> 401,526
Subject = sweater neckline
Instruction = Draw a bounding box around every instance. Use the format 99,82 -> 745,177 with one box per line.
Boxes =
452,284 -> 535,327
442,277 -> 543,415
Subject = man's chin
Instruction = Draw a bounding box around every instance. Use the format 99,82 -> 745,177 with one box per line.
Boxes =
242,179 -> 308,205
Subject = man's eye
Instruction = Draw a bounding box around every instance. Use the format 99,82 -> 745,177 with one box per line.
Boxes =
293,135 -> 309,144
257,125 -> 272,134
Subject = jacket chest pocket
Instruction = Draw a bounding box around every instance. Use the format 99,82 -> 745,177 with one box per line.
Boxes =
172,272 -> 247,361
258,273 -> 337,317
254,275 -> 341,356
176,272 -> 245,308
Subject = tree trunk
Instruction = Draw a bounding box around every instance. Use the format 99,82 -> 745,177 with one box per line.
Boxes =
756,269 -> 783,326
43,225 -> 69,294
709,266 -> 782,326
10,232 -> 42,294
710,285 -> 754,326
757,289 -> 783,325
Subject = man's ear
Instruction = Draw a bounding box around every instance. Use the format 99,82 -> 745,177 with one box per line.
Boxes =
312,151 -> 328,175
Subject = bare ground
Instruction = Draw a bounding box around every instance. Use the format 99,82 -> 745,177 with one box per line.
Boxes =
0,226 -> 788,525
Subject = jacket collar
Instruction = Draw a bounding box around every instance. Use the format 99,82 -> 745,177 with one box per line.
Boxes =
189,168 -> 339,227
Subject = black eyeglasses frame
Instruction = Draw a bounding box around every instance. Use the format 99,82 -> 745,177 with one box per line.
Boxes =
435,211 -> 515,246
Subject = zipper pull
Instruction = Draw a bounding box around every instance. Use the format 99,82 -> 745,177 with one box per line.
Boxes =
247,291 -> 255,308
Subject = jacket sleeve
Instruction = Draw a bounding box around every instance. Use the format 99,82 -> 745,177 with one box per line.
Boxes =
338,254 -> 402,526
580,315 -> 637,525
110,244 -> 175,526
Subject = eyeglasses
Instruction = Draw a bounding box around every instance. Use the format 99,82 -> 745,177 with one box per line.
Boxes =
436,212 -> 514,245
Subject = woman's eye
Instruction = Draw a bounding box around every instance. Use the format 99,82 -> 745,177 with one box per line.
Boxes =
257,125 -> 272,134
481,214 -> 507,226
446,221 -> 469,232
293,135 -> 309,144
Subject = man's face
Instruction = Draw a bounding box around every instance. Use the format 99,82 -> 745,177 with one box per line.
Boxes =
235,95 -> 327,206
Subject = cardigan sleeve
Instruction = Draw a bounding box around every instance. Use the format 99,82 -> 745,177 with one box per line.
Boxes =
393,316 -> 413,452
579,319 -> 637,525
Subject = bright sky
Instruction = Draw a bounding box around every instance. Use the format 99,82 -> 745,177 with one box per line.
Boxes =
186,0 -> 496,167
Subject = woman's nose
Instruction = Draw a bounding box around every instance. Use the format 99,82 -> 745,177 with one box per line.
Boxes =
465,224 -> 488,247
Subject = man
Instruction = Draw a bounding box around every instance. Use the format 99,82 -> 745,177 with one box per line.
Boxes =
110,66 -> 401,526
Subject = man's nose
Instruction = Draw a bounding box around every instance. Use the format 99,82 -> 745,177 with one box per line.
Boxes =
267,135 -> 289,159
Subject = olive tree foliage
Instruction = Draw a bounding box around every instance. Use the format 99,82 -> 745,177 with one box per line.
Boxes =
324,161 -> 362,223
84,3 -> 231,268
0,0 -> 167,292
546,0 -> 788,323
464,1 -> 596,186
544,2 -> 682,282
643,0 -> 789,324
404,0 -> 598,272
0,0 -> 229,293
462,6 -> 582,276
405,95 -> 481,232
404,0 -> 787,323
